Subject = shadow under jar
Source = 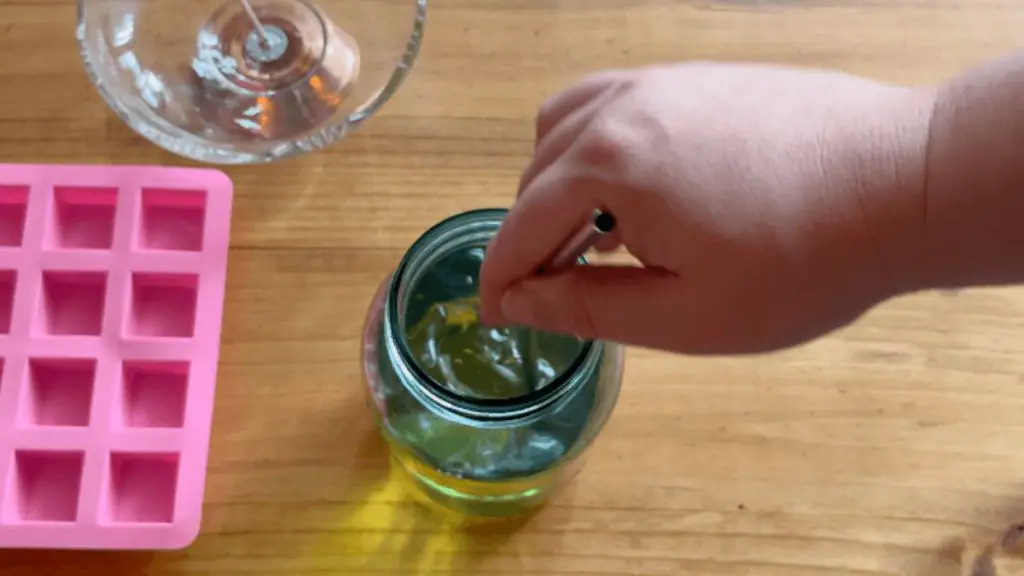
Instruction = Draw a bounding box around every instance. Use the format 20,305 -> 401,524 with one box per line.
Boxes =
362,209 -> 624,519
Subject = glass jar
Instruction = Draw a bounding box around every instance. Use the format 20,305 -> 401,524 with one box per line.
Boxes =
361,209 -> 624,519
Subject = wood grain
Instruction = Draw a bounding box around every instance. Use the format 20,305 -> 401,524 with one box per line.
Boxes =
2,0 -> 1024,574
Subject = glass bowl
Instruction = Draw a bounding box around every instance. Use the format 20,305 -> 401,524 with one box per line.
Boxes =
76,0 -> 426,164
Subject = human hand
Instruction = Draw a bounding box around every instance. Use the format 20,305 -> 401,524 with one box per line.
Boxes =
479,62 -> 934,354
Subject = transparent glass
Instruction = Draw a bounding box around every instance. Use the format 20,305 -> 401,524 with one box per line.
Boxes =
76,0 -> 425,164
361,209 -> 625,519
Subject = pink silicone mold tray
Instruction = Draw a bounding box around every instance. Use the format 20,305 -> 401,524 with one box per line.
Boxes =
0,164 -> 232,550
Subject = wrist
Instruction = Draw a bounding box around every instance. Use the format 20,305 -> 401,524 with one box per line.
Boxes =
921,52 -> 1024,290
838,84 -> 936,298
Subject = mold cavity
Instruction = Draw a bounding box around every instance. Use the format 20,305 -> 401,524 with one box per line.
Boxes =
0,270 -> 17,334
139,189 -> 206,252
105,452 -> 179,524
0,186 -> 28,248
121,361 -> 189,428
128,273 -> 198,338
4,451 -> 85,523
38,271 -> 107,336
51,186 -> 118,250
23,358 -> 96,427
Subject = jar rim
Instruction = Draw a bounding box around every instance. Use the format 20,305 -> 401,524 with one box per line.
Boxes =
385,207 -> 599,422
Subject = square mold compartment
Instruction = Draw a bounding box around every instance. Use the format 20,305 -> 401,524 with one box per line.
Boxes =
37,271 -> 108,336
0,186 -> 28,248
127,273 -> 198,339
120,361 -> 188,429
4,451 -> 85,523
0,270 -> 16,334
139,189 -> 206,252
49,187 -> 118,250
104,453 -> 179,524
22,358 -> 96,428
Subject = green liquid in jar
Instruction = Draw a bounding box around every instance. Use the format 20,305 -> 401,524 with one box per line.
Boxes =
405,295 -> 580,400
382,245 -> 605,517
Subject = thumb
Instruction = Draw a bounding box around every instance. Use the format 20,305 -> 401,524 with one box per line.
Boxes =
499,265 -> 680,345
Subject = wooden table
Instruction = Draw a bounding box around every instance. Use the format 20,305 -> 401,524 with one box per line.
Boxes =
2,1 -> 1024,574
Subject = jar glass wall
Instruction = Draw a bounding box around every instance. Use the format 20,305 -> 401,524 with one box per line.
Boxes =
361,209 -> 624,518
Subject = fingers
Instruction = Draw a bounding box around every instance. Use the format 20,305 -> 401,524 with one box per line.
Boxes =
499,265 -> 680,346
534,69 -> 631,145
479,164 -> 610,324
483,69 -> 636,324
518,82 -> 625,198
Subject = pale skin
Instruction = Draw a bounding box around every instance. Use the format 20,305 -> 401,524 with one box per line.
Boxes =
478,52 -> 1024,355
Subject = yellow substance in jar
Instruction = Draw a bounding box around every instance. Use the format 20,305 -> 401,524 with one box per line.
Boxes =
441,299 -> 477,330
389,441 -> 579,520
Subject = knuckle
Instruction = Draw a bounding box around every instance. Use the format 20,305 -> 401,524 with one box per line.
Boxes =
631,111 -> 672,153
536,98 -> 558,127
577,118 -> 631,169
582,69 -> 625,89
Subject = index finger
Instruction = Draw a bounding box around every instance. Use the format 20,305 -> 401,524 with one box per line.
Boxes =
479,163 -> 613,324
